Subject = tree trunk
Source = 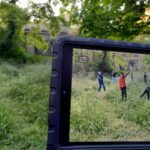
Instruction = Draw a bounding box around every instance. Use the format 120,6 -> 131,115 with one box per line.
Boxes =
9,0 -> 17,4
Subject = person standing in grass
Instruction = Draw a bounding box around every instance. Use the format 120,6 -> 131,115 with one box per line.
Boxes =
131,72 -> 133,81
119,72 -> 130,101
140,82 -> 150,100
97,71 -> 105,93
144,72 -> 148,84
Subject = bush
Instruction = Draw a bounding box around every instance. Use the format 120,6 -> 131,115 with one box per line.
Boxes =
24,53 -> 51,64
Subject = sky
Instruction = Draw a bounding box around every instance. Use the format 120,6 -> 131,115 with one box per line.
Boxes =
17,0 -> 60,16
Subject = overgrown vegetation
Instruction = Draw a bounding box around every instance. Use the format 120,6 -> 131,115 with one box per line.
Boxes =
60,0 -> 149,40
0,0 -> 149,148
70,74 -> 150,141
143,55 -> 150,71
0,0 -> 61,62
0,59 -> 51,149
0,2 -> 29,59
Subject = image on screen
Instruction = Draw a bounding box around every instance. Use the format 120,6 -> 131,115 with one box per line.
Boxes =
69,48 -> 150,142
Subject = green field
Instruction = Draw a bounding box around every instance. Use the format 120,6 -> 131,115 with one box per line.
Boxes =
70,74 -> 150,142
0,60 -> 51,150
1,60 -> 150,149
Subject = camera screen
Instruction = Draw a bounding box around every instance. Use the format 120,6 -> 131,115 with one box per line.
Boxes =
70,48 -> 150,142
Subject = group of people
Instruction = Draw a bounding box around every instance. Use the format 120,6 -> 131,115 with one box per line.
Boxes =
97,71 -> 150,100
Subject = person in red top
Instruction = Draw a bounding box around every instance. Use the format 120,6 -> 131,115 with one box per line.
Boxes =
119,72 -> 130,100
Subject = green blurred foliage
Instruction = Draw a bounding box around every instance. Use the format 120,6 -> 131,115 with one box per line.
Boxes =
143,55 -> 150,71
0,0 -> 62,62
0,2 -> 29,59
29,1 -> 61,37
60,0 -> 149,40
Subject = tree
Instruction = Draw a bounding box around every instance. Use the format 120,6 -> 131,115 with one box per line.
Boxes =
25,0 -> 65,55
0,1 -> 29,59
29,0 -> 62,37
60,0 -> 149,40
0,0 -> 61,60
9,0 -> 18,4
59,0 -> 149,73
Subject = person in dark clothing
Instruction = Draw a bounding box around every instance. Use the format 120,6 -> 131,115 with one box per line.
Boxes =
144,72 -> 148,84
140,83 -> 150,100
131,72 -> 133,81
119,72 -> 130,100
97,71 -> 105,93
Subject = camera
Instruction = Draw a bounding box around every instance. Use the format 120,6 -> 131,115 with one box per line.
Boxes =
47,36 -> 150,150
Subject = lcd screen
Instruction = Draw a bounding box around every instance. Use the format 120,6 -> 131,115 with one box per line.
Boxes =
70,48 -> 150,142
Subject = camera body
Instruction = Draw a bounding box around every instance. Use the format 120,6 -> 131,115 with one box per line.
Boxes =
47,36 -> 150,150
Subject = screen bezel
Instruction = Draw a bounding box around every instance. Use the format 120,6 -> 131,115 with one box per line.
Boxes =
47,36 -> 150,150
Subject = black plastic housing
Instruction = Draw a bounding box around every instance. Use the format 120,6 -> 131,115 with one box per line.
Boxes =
47,36 -> 150,150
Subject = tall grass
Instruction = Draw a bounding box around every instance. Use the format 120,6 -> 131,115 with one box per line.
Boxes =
0,60 -> 51,149
70,73 -> 150,141
1,60 -> 150,147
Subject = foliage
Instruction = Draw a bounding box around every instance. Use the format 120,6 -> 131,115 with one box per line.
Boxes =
60,0 -> 149,40
0,0 -> 60,61
0,60 -> 51,149
0,1 -> 29,59
24,53 -> 51,64
143,55 -> 150,71
28,0 -> 61,37
97,51 -> 114,73
73,49 -> 127,77
25,26 -> 48,50
0,101 -> 17,144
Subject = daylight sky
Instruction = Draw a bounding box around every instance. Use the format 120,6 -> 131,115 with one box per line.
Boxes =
17,0 -> 60,16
